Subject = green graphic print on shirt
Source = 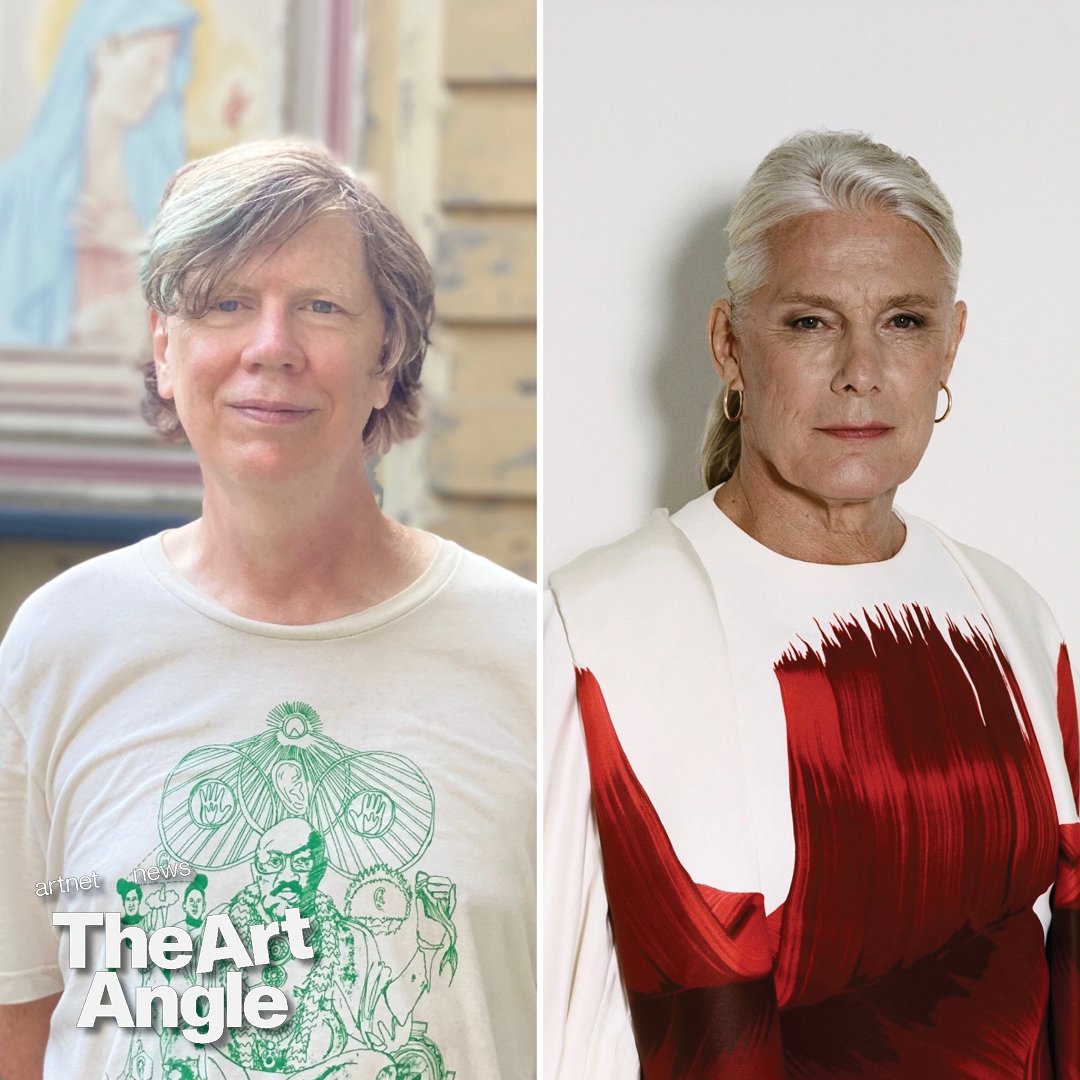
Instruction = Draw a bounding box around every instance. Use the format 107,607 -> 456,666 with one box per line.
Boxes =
112,702 -> 458,1080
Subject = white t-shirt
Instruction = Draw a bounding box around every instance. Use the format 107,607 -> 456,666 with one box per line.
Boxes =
0,534 -> 535,1080
545,491 -> 1078,1079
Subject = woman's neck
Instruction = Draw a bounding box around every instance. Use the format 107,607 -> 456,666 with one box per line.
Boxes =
714,465 -> 905,565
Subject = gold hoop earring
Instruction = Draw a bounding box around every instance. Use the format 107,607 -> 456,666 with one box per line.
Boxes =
722,387 -> 743,423
934,382 -> 952,424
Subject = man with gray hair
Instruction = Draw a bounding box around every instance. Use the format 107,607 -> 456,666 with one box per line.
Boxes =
0,141 -> 535,1080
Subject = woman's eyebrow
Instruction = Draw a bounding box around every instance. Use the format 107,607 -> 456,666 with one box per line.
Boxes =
777,293 -> 837,308
776,292 -> 939,308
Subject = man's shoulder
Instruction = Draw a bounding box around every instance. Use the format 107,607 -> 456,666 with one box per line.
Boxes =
1,540 -> 152,654
449,543 -> 535,603
435,541 -> 535,633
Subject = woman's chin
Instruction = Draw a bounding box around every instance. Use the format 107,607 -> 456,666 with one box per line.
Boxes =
785,462 -> 910,507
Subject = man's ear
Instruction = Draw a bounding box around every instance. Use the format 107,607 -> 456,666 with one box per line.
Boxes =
150,310 -> 174,399
370,341 -> 393,411
707,298 -> 744,391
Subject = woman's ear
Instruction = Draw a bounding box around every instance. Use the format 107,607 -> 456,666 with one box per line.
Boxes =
941,298 -> 967,384
707,298 -> 744,391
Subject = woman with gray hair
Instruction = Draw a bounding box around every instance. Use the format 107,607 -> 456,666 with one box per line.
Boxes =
0,140 -> 535,1080
546,131 -> 1078,1077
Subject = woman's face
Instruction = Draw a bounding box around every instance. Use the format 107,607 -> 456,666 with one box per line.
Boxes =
711,209 -> 966,507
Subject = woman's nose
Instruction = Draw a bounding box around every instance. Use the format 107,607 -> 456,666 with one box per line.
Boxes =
831,328 -> 883,394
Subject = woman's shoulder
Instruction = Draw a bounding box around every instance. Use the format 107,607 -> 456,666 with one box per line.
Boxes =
550,508 -> 706,596
907,513 -> 1062,638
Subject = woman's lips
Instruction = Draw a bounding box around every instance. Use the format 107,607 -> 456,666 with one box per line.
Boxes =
817,423 -> 893,440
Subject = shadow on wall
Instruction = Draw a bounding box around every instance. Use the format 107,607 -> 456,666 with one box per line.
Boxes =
648,198 -> 735,513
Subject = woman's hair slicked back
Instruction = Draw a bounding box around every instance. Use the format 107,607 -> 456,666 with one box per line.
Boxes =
703,129 -> 961,488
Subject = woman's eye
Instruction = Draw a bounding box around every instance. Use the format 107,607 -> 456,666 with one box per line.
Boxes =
311,300 -> 336,314
215,299 -> 240,313
792,316 -> 823,330
890,314 -> 922,329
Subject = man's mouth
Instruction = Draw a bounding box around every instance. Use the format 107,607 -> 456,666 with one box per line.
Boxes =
229,400 -> 314,425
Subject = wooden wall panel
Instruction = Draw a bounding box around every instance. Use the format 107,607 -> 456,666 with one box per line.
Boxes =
434,217 -> 536,321
429,397 -> 535,498
440,88 -> 536,207
444,0 -> 535,82
436,326 -> 535,396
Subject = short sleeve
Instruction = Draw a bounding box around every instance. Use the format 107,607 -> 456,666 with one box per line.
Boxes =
0,701 -> 63,1002
543,592 -> 638,1079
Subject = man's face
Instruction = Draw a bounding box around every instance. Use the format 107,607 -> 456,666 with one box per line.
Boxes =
253,818 -> 326,919
150,214 -> 391,491
123,891 -> 140,916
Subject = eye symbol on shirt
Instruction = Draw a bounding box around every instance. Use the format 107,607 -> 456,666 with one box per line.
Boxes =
346,789 -> 395,837
188,779 -> 237,828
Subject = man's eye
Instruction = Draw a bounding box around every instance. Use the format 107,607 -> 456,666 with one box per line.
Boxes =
215,299 -> 240,312
890,314 -> 922,329
792,316 -> 823,330
311,300 -> 336,314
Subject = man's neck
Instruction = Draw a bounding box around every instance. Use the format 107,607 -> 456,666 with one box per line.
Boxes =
164,477 -> 437,624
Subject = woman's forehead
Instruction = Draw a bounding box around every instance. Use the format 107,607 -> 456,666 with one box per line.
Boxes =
761,210 -> 953,296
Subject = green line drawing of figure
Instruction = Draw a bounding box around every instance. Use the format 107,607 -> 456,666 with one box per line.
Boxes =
114,703 -> 459,1080
117,879 -> 145,928
217,817 -> 455,1073
183,873 -> 208,933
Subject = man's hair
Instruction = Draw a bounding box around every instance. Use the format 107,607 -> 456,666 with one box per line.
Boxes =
141,139 -> 435,455
703,129 -> 961,488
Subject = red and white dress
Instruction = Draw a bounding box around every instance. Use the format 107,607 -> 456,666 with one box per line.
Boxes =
545,491 -> 1079,1079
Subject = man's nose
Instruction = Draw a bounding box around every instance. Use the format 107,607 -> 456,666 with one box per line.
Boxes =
241,303 -> 306,372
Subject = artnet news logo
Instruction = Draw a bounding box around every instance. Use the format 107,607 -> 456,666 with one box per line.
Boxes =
53,905 -> 311,1044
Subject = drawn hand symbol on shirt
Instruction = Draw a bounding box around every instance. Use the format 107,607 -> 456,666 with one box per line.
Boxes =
188,778 -> 236,827
346,789 -> 394,838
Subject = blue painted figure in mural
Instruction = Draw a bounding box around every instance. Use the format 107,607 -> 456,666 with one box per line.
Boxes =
0,0 -> 196,351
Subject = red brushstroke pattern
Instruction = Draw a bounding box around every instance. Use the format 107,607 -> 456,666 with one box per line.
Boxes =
575,669 -> 785,1077
773,605 -> 1058,1075
1058,645 -> 1079,808
1051,645 -> 1080,1078
574,604 -> 1076,1077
